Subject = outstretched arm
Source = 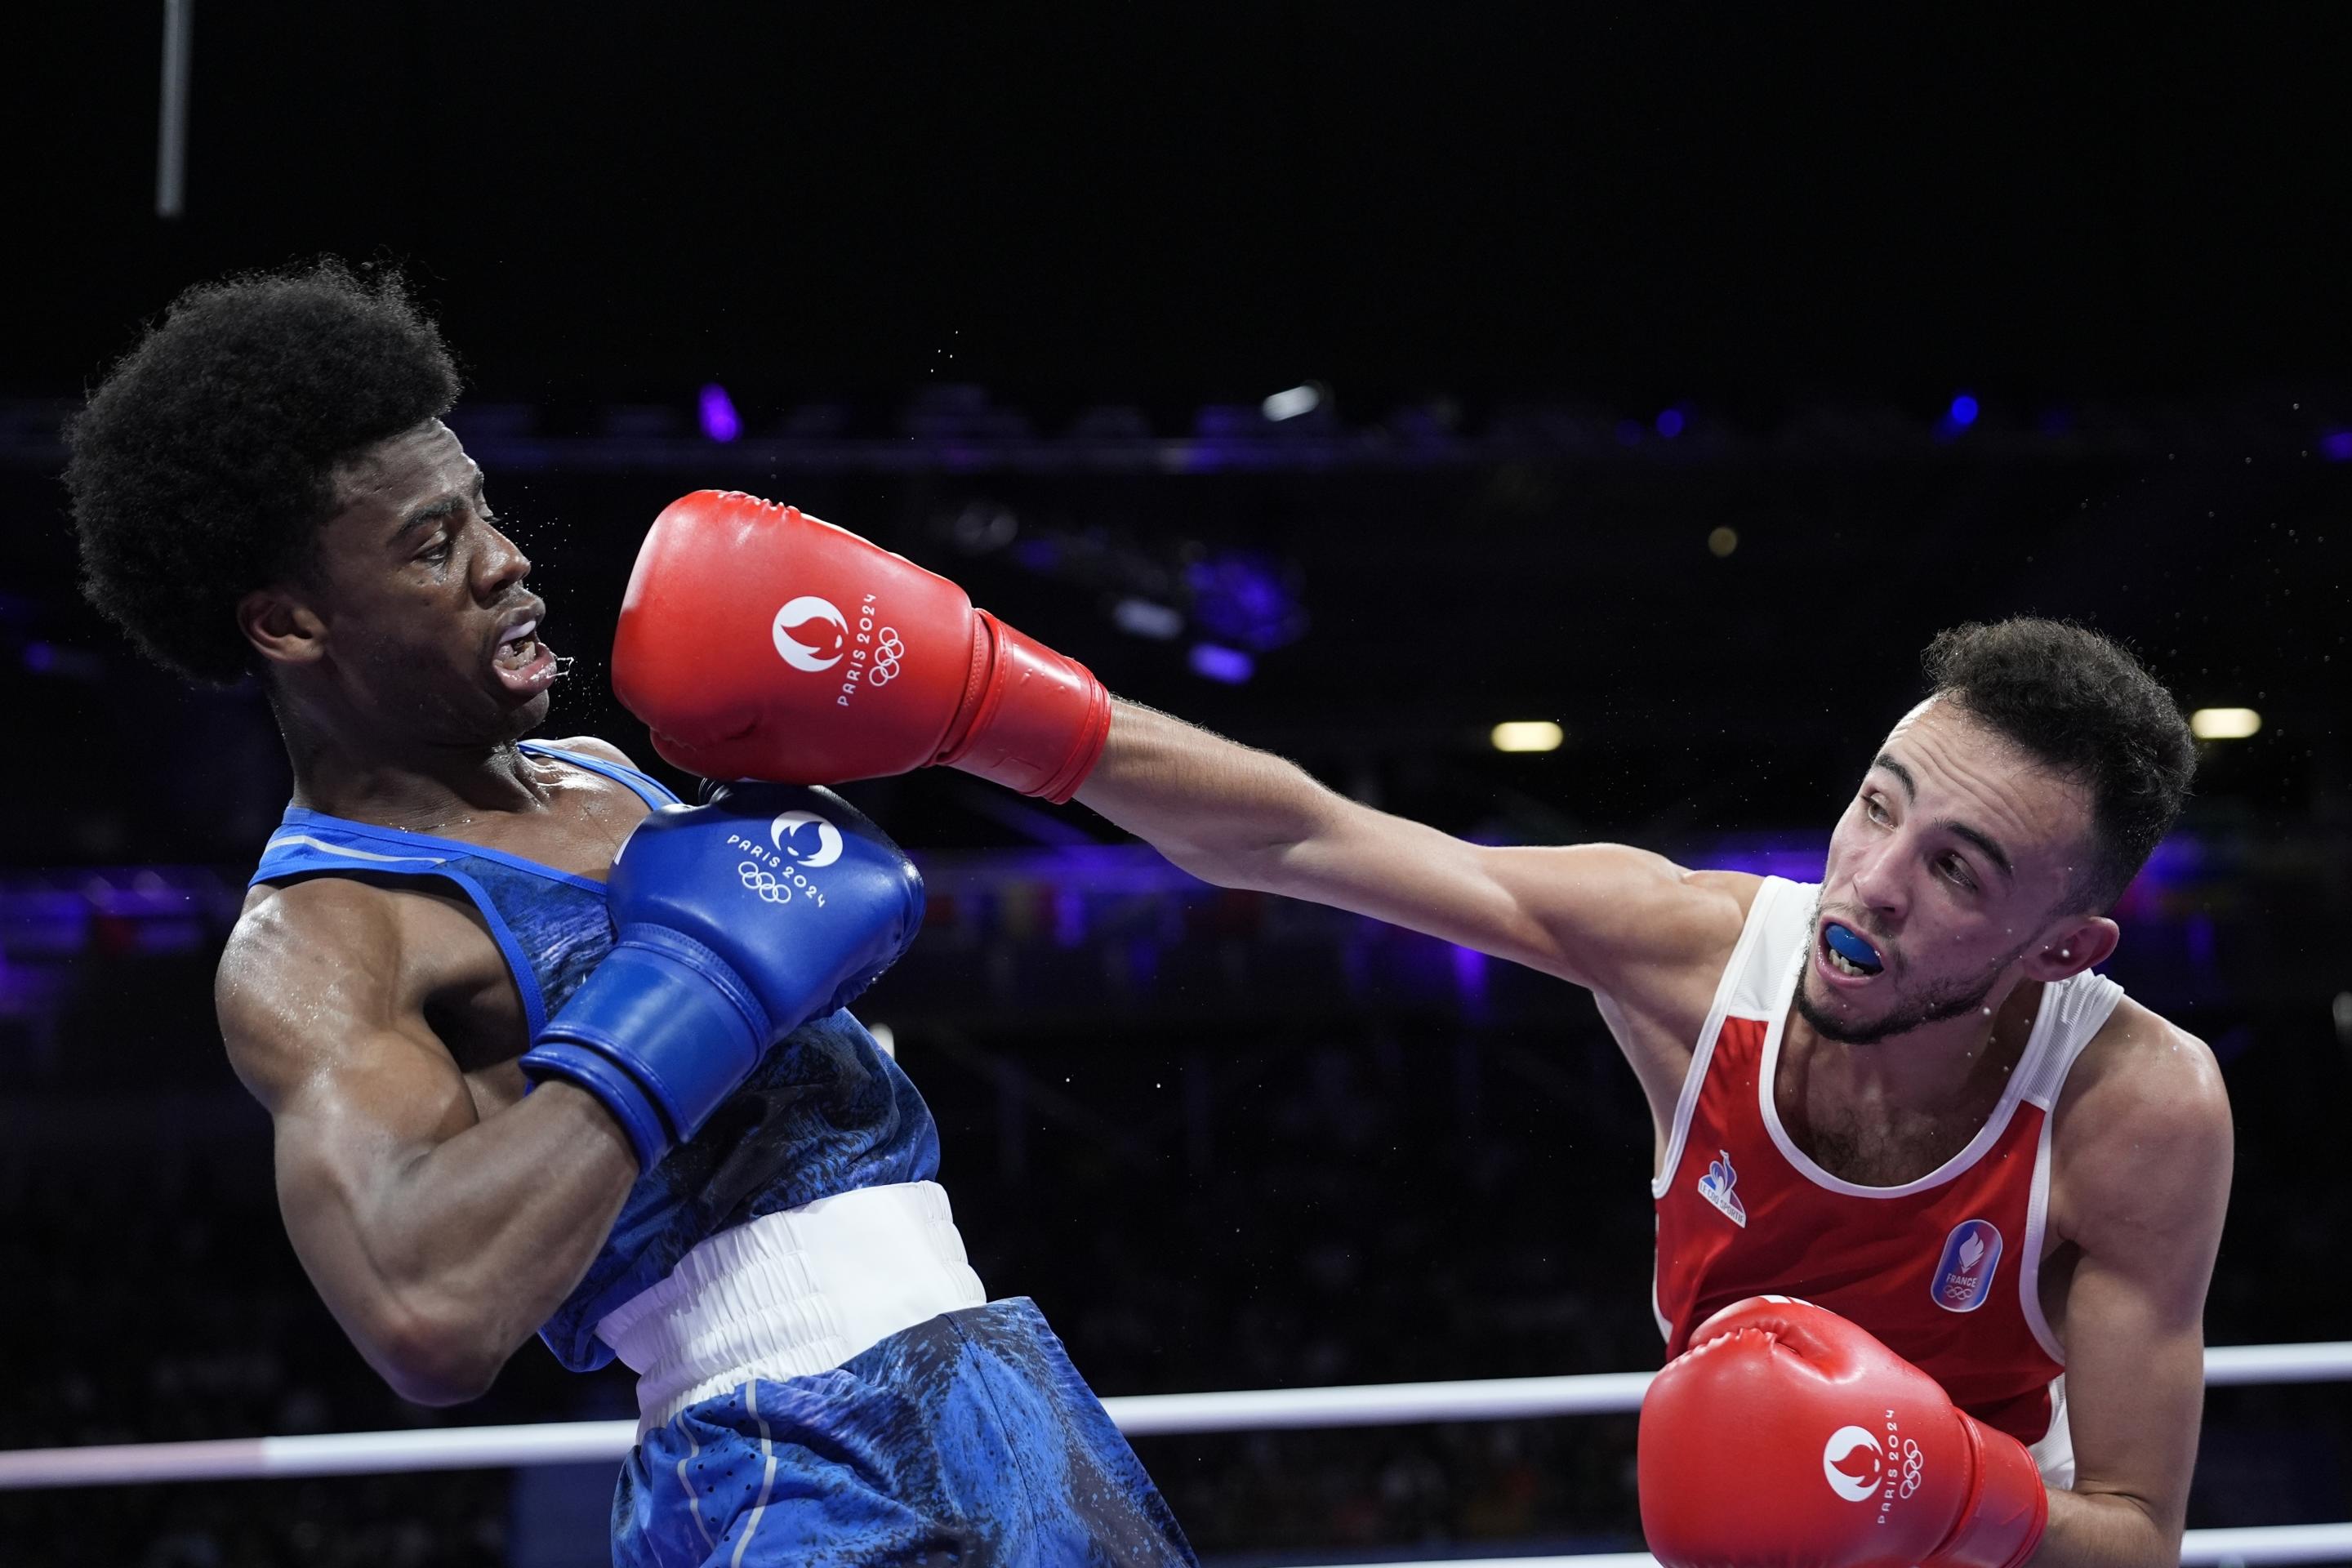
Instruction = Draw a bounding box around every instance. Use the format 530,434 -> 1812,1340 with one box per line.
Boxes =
1076,699 -> 1750,994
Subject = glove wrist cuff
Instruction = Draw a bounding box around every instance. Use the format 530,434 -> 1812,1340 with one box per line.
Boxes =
523,929 -> 770,1156
519,1040 -> 666,1170
1928,1414 -> 2050,1568
943,609 -> 1111,802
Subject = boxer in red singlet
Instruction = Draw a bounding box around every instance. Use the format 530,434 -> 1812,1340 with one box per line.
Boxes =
1078,624 -> 2227,1568
603,497 -> 2228,1568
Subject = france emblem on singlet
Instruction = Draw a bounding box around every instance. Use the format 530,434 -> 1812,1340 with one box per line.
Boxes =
1931,1218 -> 2004,1312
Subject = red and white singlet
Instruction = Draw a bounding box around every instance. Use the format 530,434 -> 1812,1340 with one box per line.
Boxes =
1651,876 -> 2122,1483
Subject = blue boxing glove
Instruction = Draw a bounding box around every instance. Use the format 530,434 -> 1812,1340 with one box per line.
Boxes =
520,782 -> 923,1169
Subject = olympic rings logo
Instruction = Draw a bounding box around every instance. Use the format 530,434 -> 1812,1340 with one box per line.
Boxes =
868,629 -> 906,685
738,861 -> 795,904
1898,1439 -> 1924,1499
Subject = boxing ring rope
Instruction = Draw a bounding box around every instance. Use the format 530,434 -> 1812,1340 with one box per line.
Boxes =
2,1341 -> 2346,1563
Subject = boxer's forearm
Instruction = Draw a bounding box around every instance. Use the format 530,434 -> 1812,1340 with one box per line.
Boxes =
2029,1488 -> 2178,1568
296,1081 -> 637,1405
1076,700 -> 1343,889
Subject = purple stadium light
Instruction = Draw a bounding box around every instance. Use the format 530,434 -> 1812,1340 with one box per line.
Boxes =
1450,943 -> 1490,1011
2320,431 -> 2352,462
1655,407 -> 1686,439
1187,552 -> 1306,653
1947,392 -> 1980,427
698,384 -> 742,443
1188,643 -> 1254,684
1696,832 -> 1830,881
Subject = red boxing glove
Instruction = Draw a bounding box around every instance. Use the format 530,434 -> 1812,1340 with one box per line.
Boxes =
1639,1297 -> 2047,1568
612,492 -> 1111,801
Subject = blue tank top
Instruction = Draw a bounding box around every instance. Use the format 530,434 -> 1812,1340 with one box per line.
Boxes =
248,742 -> 942,1371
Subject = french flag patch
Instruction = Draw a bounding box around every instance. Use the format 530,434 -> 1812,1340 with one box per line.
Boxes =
1931,1218 -> 2004,1314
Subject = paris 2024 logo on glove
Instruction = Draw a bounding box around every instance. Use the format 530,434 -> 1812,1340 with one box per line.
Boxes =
723,808 -> 844,908
772,594 -> 906,710
1822,1421 -> 1925,1509
773,596 -> 849,670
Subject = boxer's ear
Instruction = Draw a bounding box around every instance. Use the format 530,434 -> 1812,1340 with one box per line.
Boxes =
238,584 -> 328,668
2020,915 -> 2118,982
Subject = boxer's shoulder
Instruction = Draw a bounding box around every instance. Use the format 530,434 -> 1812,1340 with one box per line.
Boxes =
219,872 -> 514,1153
1684,867 -> 1766,930
225,871 -> 408,986
1575,862 -> 1759,984
2059,996 -> 2229,1129
220,874 -> 511,1079
2047,996 -> 2232,1248
536,733 -> 639,770
1526,852 -> 1756,959
218,877 -> 408,1092
1575,864 -> 1757,1115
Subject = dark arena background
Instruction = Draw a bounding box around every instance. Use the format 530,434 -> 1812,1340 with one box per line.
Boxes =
5,8 -> 2350,1566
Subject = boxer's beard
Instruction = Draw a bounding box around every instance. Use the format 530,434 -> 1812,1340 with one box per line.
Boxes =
1794,903 -> 2036,1046
1794,963 -> 2008,1045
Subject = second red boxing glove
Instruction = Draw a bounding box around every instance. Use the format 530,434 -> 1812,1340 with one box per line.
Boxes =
612,492 -> 1111,801
1639,1296 -> 2048,1568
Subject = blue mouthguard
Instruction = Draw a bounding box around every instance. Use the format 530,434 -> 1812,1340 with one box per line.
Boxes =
1824,922 -> 1882,969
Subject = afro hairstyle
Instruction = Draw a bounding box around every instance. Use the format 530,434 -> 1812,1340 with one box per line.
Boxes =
65,259 -> 461,684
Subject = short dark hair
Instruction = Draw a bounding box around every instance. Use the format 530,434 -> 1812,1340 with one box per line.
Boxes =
1922,617 -> 2195,912
65,259 -> 461,684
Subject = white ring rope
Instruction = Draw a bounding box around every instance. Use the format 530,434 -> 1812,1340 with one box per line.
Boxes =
2,1342 -> 2344,1562
19,1343 -> 2344,1488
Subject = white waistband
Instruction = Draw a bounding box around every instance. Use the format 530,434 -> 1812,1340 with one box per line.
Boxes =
595,1180 -> 987,1435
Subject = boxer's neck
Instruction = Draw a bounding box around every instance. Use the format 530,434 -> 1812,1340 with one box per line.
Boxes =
1782,975 -> 2041,1122
278,700 -> 555,831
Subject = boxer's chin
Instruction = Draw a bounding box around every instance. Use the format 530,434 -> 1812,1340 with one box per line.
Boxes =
1794,970 -> 1899,1045
498,688 -> 554,736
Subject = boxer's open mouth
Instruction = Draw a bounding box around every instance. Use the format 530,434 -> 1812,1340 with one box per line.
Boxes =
491,611 -> 559,693
493,618 -> 540,670
1820,920 -> 1885,978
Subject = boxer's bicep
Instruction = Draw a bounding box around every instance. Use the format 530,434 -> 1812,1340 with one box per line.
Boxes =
218,887 -> 482,1372
2052,1259 -> 2207,1536
2049,1038 -> 2232,1547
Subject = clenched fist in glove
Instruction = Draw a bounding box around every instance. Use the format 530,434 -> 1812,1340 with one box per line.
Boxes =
1639,1296 -> 2048,1568
612,492 -> 1111,801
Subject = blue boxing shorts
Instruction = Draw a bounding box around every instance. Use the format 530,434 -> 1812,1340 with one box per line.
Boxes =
610,1298 -> 1195,1566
